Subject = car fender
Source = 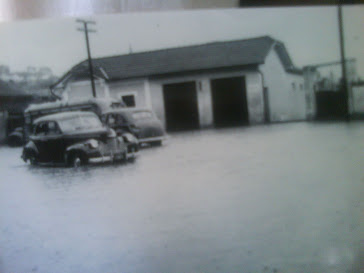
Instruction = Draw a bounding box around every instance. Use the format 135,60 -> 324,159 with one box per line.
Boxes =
121,132 -> 139,145
65,142 -> 88,159
8,128 -> 25,146
9,129 -> 23,139
22,141 -> 38,161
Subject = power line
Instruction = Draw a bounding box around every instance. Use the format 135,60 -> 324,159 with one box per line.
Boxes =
76,19 -> 97,98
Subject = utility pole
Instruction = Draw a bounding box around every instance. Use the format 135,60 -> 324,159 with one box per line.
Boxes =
76,19 -> 97,98
338,4 -> 349,120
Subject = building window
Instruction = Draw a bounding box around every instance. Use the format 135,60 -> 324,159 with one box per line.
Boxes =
121,95 -> 135,107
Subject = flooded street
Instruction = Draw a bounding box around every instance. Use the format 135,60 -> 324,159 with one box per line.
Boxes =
0,122 -> 363,273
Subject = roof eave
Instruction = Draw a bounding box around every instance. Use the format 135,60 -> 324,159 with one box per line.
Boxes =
107,63 -> 262,82
286,68 -> 303,75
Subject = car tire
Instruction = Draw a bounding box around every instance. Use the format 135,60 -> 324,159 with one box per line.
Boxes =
123,151 -> 128,162
69,152 -> 88,168
128,147 -> 136,161
29,154 -> 37,165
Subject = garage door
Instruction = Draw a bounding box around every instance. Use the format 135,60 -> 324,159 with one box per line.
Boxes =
163,82 -> 199,131
211,76 -> 249,127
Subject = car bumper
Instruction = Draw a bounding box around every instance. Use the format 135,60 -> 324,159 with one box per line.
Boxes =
139,135 -> 168,144
89,155 -> 113,163
88,151 -> 133,163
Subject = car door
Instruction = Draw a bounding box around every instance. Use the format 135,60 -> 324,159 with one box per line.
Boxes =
31,122 -> 49,162
32,121 -> 64,162
44,121 -> 65,163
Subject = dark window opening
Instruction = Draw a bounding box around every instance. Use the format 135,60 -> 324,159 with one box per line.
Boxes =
122,95 -> 136,107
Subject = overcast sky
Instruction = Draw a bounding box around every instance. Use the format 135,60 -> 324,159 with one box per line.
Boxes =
0,5 -> 363,77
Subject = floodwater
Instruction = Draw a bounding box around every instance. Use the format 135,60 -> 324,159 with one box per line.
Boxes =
0,122 -> 363,273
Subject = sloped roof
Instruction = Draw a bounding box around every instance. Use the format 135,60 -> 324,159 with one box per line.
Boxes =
53,36 -> 302,88
274,41 -> 302,74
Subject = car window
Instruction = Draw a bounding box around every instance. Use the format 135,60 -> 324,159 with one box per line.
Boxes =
58,115 -> 103,132
34,121 -> 61,136
34,122 -> 47,136
100,115 -> 107,124
132,111 -> 153,120
47,121 -> 61,135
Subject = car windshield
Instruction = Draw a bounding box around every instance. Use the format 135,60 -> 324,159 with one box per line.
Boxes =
106,113 -> 129,126
58,114 -> 103,132
132,111 -> 153,120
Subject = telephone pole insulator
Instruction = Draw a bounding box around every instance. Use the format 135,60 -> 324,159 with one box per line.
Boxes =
76,19 -> 97,98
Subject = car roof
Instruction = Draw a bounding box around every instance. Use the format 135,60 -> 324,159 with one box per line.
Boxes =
25,98 -> 125,114
34,111 -> 98,124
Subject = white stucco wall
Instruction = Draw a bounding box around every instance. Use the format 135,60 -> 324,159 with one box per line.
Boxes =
245,72 -> 265,124
149,81 -> 166,127
303,69 -> 319,119
148,68 -> 264,129
260,49 -> 306,122
108,79 -> 148,108
62,79 -> 110,102
196,78 -> 213,128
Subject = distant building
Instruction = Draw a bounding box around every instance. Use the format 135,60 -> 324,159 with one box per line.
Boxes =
51,36 -> 307,131
0,66 -> 58,89
351,81 -> 364,118
303,59 -> 358,119
0,80 -> 33,141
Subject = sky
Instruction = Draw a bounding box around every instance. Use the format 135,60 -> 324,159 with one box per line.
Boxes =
0,5 -> 363,77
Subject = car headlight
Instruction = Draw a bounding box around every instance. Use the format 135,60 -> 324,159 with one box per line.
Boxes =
130,124 -> 141,132
123,133 -> 138,143
86,139 -> 99,149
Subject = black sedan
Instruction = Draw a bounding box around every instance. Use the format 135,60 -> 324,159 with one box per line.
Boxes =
22,111 -> 130,167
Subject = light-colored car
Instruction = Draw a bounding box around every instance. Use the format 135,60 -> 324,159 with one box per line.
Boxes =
101,108 -> 167,146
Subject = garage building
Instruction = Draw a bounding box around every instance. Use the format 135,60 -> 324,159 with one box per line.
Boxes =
52,36 -> 307,131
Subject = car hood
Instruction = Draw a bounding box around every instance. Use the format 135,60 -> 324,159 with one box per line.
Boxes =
133,118 -> 166,139
62,127 -> 109,138
134,118 -> 164,130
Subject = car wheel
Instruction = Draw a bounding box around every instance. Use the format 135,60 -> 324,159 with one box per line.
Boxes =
73,156 -> 82,168
70,153 -> 88,168
29,154 -> 37,165
128,147 -> 136,161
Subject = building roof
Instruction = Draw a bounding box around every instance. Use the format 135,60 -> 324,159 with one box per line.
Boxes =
52,36 -> 302,88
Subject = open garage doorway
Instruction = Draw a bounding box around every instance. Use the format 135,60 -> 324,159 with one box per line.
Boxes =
163,81 -> 199,131
211,76 -> 249,127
